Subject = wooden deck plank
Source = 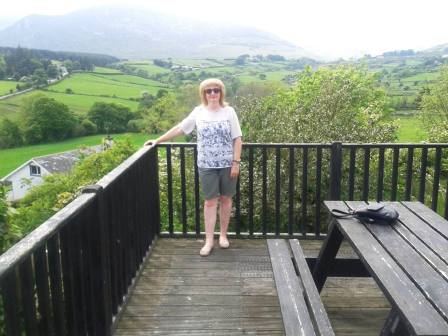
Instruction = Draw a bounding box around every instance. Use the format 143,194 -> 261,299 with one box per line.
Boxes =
115,331 -> 285,336
121,305 -> 282,318
114,238 -> 391,336
116,316 -> 285,330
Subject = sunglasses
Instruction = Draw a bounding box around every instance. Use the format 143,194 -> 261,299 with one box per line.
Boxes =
204,88 -> 221,94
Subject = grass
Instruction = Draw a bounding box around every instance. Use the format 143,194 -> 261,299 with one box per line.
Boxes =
402,71 -> 440,82
393,115 -> 427,142
48,73 -> 163,98
172,59 -> 225,67
0,70 -> 170,119
121,62 -> 171,74
0,80 -> 20,96
0,133 -> 154,178
92,74 -> 169,88
93,66 -> 122,74
0,90 -> 141,120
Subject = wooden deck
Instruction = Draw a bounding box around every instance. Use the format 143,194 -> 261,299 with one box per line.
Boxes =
114,239 -> 390,336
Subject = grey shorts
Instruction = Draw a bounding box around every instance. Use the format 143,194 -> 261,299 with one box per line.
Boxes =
198,167 -> 237,200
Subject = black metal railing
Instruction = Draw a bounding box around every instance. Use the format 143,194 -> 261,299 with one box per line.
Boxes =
158,142 -> 448,238
0,146 -> 159,336
1,141 -> 448,335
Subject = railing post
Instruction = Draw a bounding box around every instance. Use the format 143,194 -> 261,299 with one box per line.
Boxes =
329,142 -> 342,200
82,185 -> 112,336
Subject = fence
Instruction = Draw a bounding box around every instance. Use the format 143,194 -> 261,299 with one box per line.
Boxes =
0,146 -> 159,336
158,142 -> 448,238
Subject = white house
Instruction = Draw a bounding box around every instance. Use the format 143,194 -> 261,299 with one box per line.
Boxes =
1,147 -> 101,202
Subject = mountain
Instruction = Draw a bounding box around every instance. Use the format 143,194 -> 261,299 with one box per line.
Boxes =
0,17 -> 18,30
0,7 -> 313,59
421,43 -> 448,56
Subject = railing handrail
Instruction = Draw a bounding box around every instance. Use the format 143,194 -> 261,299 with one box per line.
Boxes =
0,145 -> 155,280
159,142 -> 448,149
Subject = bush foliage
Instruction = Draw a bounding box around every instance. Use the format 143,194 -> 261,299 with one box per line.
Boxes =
236,65 -> 397,143
3,138 -> 135,253
420,65 -> 448,142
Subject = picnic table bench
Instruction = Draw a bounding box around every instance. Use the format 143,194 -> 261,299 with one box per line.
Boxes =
313,201 -> 448,336
268,239 -> 335,336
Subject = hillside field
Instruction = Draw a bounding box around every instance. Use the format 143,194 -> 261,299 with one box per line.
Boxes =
0,80 -> 20,96
393,115 -> 427,142
0,56 -> 442,178
0,71 -> 170,120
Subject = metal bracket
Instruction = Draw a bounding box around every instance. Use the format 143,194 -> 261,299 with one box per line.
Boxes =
82,184 -> 104,194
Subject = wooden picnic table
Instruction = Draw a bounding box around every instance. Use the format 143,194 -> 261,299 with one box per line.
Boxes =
313,201 -> 448,336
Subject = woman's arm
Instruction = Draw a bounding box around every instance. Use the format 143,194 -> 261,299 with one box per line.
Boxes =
230,136 -> 242,179
144,124 -> 185,146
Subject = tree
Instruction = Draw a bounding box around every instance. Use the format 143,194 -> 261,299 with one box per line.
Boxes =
266,54 -> 285,62
4,47 -> 44,79
236,65 -> 397,143
46,63 -> 59,78
153,59 -> 172,68
31,68 -> 48,86
143,92 -> 179,133
0,118 -> 23,148
235,54 -> 249,66
139,91 -> 156,109
0,185 -> 20,254
22,94 -> 76,143
81,119 -> 98,135
87,102 -> 134,133
232,66 -> 398,233
419,65 -> 448,142
0,56 -> 5,79
235,81 -> 285,99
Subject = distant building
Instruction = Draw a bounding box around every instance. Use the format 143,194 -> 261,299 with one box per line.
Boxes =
1,147 -> 101,202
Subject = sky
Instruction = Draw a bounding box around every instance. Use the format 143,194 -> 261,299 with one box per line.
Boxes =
1,0 -> 448,59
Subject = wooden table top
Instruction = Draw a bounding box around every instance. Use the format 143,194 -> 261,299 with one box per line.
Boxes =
324,200 -> 448,336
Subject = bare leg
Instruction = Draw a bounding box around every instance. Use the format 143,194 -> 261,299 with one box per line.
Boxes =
219,196 -> 232,248
200,198 -> 218,256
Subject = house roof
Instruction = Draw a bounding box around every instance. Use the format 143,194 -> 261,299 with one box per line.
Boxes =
33,150 -> 81,174
1,146 -> 102,180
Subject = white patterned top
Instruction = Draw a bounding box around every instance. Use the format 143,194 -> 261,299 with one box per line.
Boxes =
179,105 -> 242,168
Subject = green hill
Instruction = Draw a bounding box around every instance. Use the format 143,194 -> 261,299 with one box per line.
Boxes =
0,69 -> 170,120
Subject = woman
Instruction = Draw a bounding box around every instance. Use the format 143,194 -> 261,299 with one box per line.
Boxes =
145,78 -> 242,256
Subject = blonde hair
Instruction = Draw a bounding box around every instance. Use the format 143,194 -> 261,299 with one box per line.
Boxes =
199,78 -> 227,106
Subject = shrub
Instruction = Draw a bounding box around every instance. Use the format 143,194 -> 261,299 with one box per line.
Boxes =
87,102 -> 134,133
127,119 -> 145,132
81,119 -> 98,135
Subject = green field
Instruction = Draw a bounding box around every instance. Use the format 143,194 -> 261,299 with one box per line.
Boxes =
122,62 -> 171,74
48,73 -> 165,98
0,133 -> 155,178
93,66 -> 122,74
172,59 -> 226,67
0,80 -> 20,96
92,74 -> 168,87
0,70 -> 170,120
393,115 -> 427,142
0,89 -> 141,120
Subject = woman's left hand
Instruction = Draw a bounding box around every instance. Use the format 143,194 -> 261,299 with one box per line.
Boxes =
230,162 -> 240,179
